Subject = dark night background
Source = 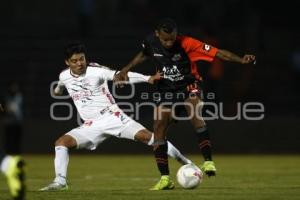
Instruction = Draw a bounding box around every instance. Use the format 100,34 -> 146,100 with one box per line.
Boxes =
0,0 -> 299,154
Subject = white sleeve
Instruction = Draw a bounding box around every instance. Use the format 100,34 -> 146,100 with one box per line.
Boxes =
127,72 -> 150,83
99,67 -> 117,81
54,75 -> 65,95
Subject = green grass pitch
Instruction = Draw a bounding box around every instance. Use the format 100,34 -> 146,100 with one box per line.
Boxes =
1,154 -> 299,200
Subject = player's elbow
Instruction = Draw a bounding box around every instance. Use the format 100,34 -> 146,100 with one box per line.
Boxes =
53,91 -> 61,96
53,89 -> 63,96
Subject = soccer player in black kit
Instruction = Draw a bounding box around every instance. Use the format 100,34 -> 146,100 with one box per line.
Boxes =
0,103 -> 26,200
114,18 -> 256,190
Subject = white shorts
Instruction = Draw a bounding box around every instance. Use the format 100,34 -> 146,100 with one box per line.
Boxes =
66,106 -> 145,150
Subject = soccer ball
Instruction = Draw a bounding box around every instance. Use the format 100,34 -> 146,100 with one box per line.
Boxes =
176,164 -> 203,189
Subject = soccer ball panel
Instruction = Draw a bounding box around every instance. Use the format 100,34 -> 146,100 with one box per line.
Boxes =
176,164 -> 203,189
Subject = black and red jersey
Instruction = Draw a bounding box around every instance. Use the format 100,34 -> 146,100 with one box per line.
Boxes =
142,34 -> 218,92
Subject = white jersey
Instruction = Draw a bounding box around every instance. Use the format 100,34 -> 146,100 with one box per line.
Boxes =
57,62 -> 150,120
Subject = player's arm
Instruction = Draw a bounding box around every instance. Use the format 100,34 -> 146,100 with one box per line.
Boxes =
181,36 -> 255,64
113,51 -> 148,83
127,70 -> 161,84
53,81 -> 65,96
122,51 -> 147,73
216,49 -> 256,64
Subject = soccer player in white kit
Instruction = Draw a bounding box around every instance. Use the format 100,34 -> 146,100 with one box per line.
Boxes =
40,42 -> 191,191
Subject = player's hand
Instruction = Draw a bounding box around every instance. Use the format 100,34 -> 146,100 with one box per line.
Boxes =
113,70 -> 129,88
148,71 -> 162,84
241,55 -> 256,64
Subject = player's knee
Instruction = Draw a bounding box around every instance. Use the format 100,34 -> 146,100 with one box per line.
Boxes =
55,137 -> 65,147
143,131 -> 152,143
191,118 -> 206,129
55,135 -> 75,148
134,129 -> 152,144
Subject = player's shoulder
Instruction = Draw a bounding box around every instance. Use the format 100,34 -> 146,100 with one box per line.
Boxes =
178,35 -> 203,45
88,62 -> 102,68
87,62 -> 113,72
142,33 -> 162,51
177,35 -> 205,51
87,62 -> 111,71
144,33 -> 155,41
59,67 -> 70,79
143,33 -> 156,45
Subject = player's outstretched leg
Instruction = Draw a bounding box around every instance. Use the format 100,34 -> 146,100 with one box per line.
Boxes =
1,155 -> 26,200
166,141 -> 192,165
146,133 -> 192,165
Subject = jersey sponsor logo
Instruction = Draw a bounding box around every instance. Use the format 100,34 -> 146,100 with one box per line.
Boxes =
84,120 -> 93,126
120,114 -> 127,122
162,65 -> 184,81
114,111 -> 129,124
203,44 -> 211,52
153,53 -> 164,57
171,53 -> 182,61
114,111 -> 121,117
70,90 -> 92,101
100,106 -> 110,115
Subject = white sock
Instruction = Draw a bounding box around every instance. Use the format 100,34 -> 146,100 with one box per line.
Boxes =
0,156 -> 12,174
53,146 -> 69,185
147,134 -> 155,145
167,141 -> 192,165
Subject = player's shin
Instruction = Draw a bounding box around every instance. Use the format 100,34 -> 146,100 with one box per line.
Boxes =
195,126 -> 217,176
54,146 -> 69,185
153,140 -> 169,175
148,134 -> 191,165
195,126 -> 212,161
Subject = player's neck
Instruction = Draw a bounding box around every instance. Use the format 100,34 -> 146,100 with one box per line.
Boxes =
70,69 -> 84,78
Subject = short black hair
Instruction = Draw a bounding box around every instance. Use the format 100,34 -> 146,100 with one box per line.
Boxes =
64,42 -> 86,60
156,18 -> 177,33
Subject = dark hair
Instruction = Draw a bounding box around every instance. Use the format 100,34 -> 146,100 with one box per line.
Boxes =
64,42 -> 86,60
156,18 -> 177,33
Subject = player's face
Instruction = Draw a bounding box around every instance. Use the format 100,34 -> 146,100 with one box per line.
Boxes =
155,30 -> 177,49
65,53 -> 87,75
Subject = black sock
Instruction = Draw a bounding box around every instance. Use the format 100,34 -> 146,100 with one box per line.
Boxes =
153,142 -> 169,175
195,126 -> 212,161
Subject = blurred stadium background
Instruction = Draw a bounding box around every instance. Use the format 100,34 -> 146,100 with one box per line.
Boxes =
0,0 -> 299,155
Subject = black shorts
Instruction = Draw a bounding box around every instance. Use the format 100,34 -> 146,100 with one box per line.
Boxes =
153,83 -> 202,117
